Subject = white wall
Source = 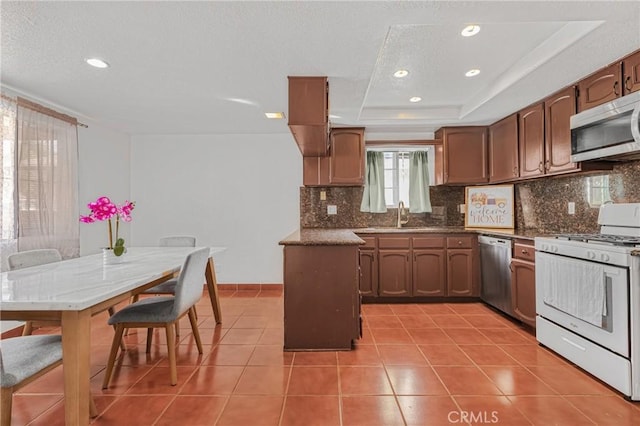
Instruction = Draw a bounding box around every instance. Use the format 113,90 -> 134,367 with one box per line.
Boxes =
78,122 -> 131,255
130,133 -> 301,284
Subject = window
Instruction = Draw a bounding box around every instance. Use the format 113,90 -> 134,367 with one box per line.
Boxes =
586,175 -> 612,208
383,151 -> 410,207
373,146 -> 436,207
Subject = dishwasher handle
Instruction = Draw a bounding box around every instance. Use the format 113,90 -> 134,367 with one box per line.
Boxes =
478,235 -> 512,248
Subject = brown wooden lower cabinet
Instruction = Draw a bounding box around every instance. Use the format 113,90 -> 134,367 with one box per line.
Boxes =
283,244 -> 360,350
378,250 -> 412,297
359,249 -> 377,296
447,249 -> 475,296
357,233 -> 478,299
413,250 -> 446,296
511,240 -> 536,328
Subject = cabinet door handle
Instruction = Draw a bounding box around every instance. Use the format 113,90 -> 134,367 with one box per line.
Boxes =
544,160 -> 550,172
521,249 -> 529,255
614,81 -> 620,96
513,166 -> 518,176
626,76 -> 633,92
458,240 -> 463,245
538,162 -> 544,172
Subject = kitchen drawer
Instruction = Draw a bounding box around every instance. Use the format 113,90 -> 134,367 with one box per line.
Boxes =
378,237 -> 410,249
413,236 -> 445,249
446,236 -> 473,249
358,236 -> 377,249
514,242 -> 535,262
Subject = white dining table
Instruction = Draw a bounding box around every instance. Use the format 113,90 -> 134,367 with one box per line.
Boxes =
0,246 -> 225,425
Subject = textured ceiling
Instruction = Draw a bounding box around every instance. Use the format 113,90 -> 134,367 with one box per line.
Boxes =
1,1 -> 639,139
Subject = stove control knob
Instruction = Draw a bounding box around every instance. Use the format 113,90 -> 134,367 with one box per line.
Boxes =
551,245 -> 558,253
587,251 -> 596,260
601,253 -> 610,262
541,244 -> 548,251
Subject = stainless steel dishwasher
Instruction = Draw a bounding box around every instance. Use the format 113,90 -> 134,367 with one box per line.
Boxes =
479,235 -> 514,316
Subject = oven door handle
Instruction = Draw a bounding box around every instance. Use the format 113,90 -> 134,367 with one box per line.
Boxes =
562,337 -> 586,352
632,101 -> 640,144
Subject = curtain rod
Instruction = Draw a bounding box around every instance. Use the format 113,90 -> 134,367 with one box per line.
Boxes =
16,96 -> 88,128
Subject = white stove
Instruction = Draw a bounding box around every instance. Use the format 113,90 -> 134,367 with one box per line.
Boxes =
535,203 -> 640,400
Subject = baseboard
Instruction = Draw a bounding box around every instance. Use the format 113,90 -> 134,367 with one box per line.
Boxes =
217,283 -> 283,291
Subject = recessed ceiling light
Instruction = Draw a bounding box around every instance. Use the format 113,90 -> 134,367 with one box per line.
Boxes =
465,69 -> 481,77
461,25 -> 481,37
265,112 -> 285,119
394,69 -> 409,78
409,96 -> 422,103
85,58 -> 109,68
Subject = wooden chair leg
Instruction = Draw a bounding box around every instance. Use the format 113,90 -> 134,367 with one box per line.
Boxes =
146,328 -> 153,354
165,324 -> 177,386
107,307 -> 127,351
21,321 -> 33,336
1,387 -> 13,426
188,307 -> 203,354
175,321 -> 180,338
102,324 -> 126,389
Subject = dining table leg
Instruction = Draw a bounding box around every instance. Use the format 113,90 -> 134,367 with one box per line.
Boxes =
205,257 -> 222,324
61,309 -> 91,426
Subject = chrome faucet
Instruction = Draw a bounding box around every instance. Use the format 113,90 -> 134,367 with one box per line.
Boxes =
397,201 -> 409,228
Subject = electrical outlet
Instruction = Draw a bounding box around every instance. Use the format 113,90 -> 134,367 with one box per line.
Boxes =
327,205 -> 337,215
320,190 -> 327,201
568,202 -> 576,215
459,204 -> 466,214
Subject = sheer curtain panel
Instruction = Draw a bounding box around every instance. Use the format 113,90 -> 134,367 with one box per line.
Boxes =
409,151 -> 432,213
360,151 -> 387,213
1,95 -> 17,271
16,98 -> 79,259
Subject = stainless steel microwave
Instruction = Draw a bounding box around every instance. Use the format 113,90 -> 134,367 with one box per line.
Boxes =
570,90 -> 640,162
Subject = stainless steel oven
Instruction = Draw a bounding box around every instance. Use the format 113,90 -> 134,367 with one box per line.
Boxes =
570,90 -> 640,162
535,203 -> 640,400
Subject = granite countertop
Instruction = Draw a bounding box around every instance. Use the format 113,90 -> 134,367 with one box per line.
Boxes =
280,227 -> 552,246
279,229 -> 365,246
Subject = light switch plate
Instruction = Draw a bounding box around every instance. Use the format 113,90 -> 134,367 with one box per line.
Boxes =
320,190 -> 327,201
327,205 -> 337,215
568,202 -> 575,215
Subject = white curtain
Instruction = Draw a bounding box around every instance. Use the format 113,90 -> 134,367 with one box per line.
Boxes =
0,95 -> 18,271
409,151 -> 432,213
360,151 -> 387,213
15,103 -> 79,259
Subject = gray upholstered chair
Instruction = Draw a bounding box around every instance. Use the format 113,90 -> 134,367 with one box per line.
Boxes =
8,249 -> 63,336
0,335 -> 97,426
7,249 -> 62,271
102,248 -> 209,388
136,236 -> 196,297
127,236 -> 197,339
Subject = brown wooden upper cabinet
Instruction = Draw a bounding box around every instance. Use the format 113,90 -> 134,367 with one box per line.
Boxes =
288,76 -> 330,156
329,128 -> 365,185
576,49 -> 640,112
544,86 -> 578,174
488,114 -> 519,182
435,126 -> 488,185
303,127 -> 365,186
518,103 -> 545,178
577,63 -> 621,112
623,49 -> 640,95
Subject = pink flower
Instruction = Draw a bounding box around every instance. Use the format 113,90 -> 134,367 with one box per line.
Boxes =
79,215 -> 95,223
79,196 -> 135,250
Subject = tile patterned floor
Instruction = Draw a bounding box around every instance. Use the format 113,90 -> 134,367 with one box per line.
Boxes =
9,290 -> 640,425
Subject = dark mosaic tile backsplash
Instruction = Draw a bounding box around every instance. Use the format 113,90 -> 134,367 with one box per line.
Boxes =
300,160 -> 640,233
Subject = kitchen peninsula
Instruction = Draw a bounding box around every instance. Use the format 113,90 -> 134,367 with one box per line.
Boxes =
279,229 -> 363,351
